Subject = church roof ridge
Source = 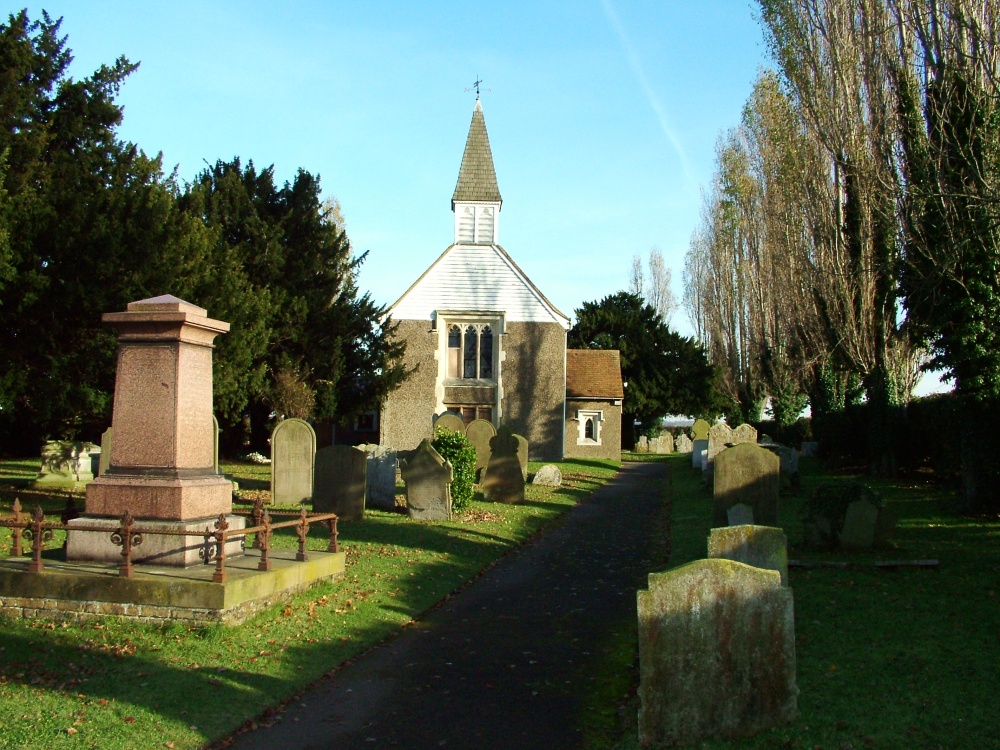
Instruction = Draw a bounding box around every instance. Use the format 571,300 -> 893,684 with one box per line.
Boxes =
452,100 -> 502,209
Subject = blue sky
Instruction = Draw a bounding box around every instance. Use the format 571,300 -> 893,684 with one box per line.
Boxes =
17,1 -> 949,395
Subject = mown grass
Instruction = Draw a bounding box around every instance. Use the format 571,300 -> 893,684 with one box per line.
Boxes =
0,456 -> 619,750
616,454 -> 1000,749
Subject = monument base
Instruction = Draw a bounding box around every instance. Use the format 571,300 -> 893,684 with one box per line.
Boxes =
66,515 -> 247,567
85,473 -> 234,520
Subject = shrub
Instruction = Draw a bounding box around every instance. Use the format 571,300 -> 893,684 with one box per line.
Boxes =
432,426 -> 477,512
803,480 -> 883,548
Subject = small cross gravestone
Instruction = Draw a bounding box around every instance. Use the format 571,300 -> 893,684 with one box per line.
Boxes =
313,445 -> 367,520
483,428 -> 525,503
708,524 -> 789,585
690,419 -> 711,441
713,443 -> 780,528
400,439 -> 453,521
270,418 -> 316,505
637,559 -> 797,746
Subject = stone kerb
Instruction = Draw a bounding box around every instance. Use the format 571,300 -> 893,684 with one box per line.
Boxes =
400,439 -> 453,521
465,419 -> 496,480
708,525 -> 789,585
270,419 -> 317,506
637,559 -> 797,747
713,443 -> 780,528
314,445 -> 367,520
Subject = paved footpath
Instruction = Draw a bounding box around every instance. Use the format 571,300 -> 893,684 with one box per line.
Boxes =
229,461 -> 667,750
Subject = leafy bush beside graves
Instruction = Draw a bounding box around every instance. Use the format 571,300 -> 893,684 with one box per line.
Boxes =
803,479 -> 883,548
432,426 -> 476,511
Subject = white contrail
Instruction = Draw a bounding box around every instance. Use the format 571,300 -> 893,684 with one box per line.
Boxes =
600,0 -> 695,184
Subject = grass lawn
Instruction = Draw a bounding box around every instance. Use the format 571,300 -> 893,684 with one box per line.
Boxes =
0,456 -> 619,750
615,454 -> 1000,749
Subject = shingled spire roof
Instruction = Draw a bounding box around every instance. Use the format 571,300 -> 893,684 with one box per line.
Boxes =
452,99 -> 502,209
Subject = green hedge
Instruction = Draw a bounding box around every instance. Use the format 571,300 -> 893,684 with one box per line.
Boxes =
432,426 -> 477,512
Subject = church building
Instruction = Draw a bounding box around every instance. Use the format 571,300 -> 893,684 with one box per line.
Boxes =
379,100 -> 621,461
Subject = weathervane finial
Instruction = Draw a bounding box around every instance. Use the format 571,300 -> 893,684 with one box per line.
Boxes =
464,76 -> 490,100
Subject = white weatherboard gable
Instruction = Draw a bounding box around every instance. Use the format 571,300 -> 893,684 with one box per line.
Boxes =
389,244 -> 570,328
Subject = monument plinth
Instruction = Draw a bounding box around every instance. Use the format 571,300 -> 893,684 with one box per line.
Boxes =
68,295 -> 245,567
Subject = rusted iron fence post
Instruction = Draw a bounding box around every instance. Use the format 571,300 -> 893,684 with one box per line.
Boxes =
111,510 -> 143,578
257,509 -> 272,572
26,506 -> 52,573
327,515 -> 339,553
213,514 -> 229,583
295,506 -> 309,562
251,498 -> 265,550
9,498 -> 23,557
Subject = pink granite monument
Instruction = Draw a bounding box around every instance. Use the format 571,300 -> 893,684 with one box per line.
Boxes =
67,295 -> 245,566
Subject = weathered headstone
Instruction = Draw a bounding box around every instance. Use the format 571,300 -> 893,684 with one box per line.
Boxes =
708,524 -> 789,585
726,503 -> 755,526
636,436 -> 649,454
707,421 -> 734,470
98,427 -> 113,477
651,434 -> 674,454
313,444 -> 367,520
360,445 -> 398,511
400,439 -> 453,521
732,423 -> 758,445
532,464 -> 562,487
759,434 -> 774,446
763,444 -> 799,479
483,428 -> 525,504
713,443 -> 780,528
465,419 -> 497,480
514,434 -> 529,481
692,440 -> 708,468
840,499 -> 880,549
271,418 -> 317,506
36,441 -> 99,488
434,412 -> 466,435
800,441 -> 819,457
690,418 -> 711,441
637,559 -> 797,746
675,434 -> 693,454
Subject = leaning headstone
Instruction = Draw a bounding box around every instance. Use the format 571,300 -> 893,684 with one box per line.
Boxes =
483,428 -> 525,503
675,434 -> 693,454
98,427 -> 113,477
732,423 -> 758,445
709,524 -> 789,585
514,434 -> 529,480
840,499 -> 880,549
465,419 -> 497,479
434,412 -> 466,435
690,418 -> 711,441
362,445 -> 398,511
692,440 -> 708,468
637,559 -> 797,746
726,503 -> 755,526
271,418 -> 317,505
713,443 -> 780,528
707,421 -> 734,470
400,439 -> 453,521
636,436 -> 649,454
313,445 -> 367,520
35,441 -> 99,489
532,464 -> 562,487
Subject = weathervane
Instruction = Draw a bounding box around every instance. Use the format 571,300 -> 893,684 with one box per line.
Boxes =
464,77 -> 490,100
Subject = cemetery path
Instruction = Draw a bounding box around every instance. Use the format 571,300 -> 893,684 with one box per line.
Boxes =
227,460 -> 668,750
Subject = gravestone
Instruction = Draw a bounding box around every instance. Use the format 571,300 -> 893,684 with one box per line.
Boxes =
67,296 -> 243,567
514,434 -> 529,480
400,439 -> 453,521
708,524 -> 789,585
873,505 -> 896,547
840,499 -> 880,549
713,443 -> 780,528
675,434 -> 693,454
271,418 -> 317,506
690,418 -> 710,441
98,427 -> 113,477
698,448 -> 708,471
313,445 -> 367,520
465,419 -> 496,480
651,434 -> 674,454
532,464 -> 562,487
483,428 -> 525,503
636,436 -> 649,454
763,444 -> 799,479
692,440 -> 708,468
759,434 -> 774,446
362,445 -> 398,511
707,421 -> 734,471
726,503 -> 754,526
434,413 -> 466,435
732,423 -> 758,445
637,559 -> 797,746
36,441 -> 99,489
800,441 -> 819,457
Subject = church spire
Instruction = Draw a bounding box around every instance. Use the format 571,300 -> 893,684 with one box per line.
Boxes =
452,100 -> 502,244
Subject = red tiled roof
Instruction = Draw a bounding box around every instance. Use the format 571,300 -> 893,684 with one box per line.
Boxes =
566,349 -> 624,399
